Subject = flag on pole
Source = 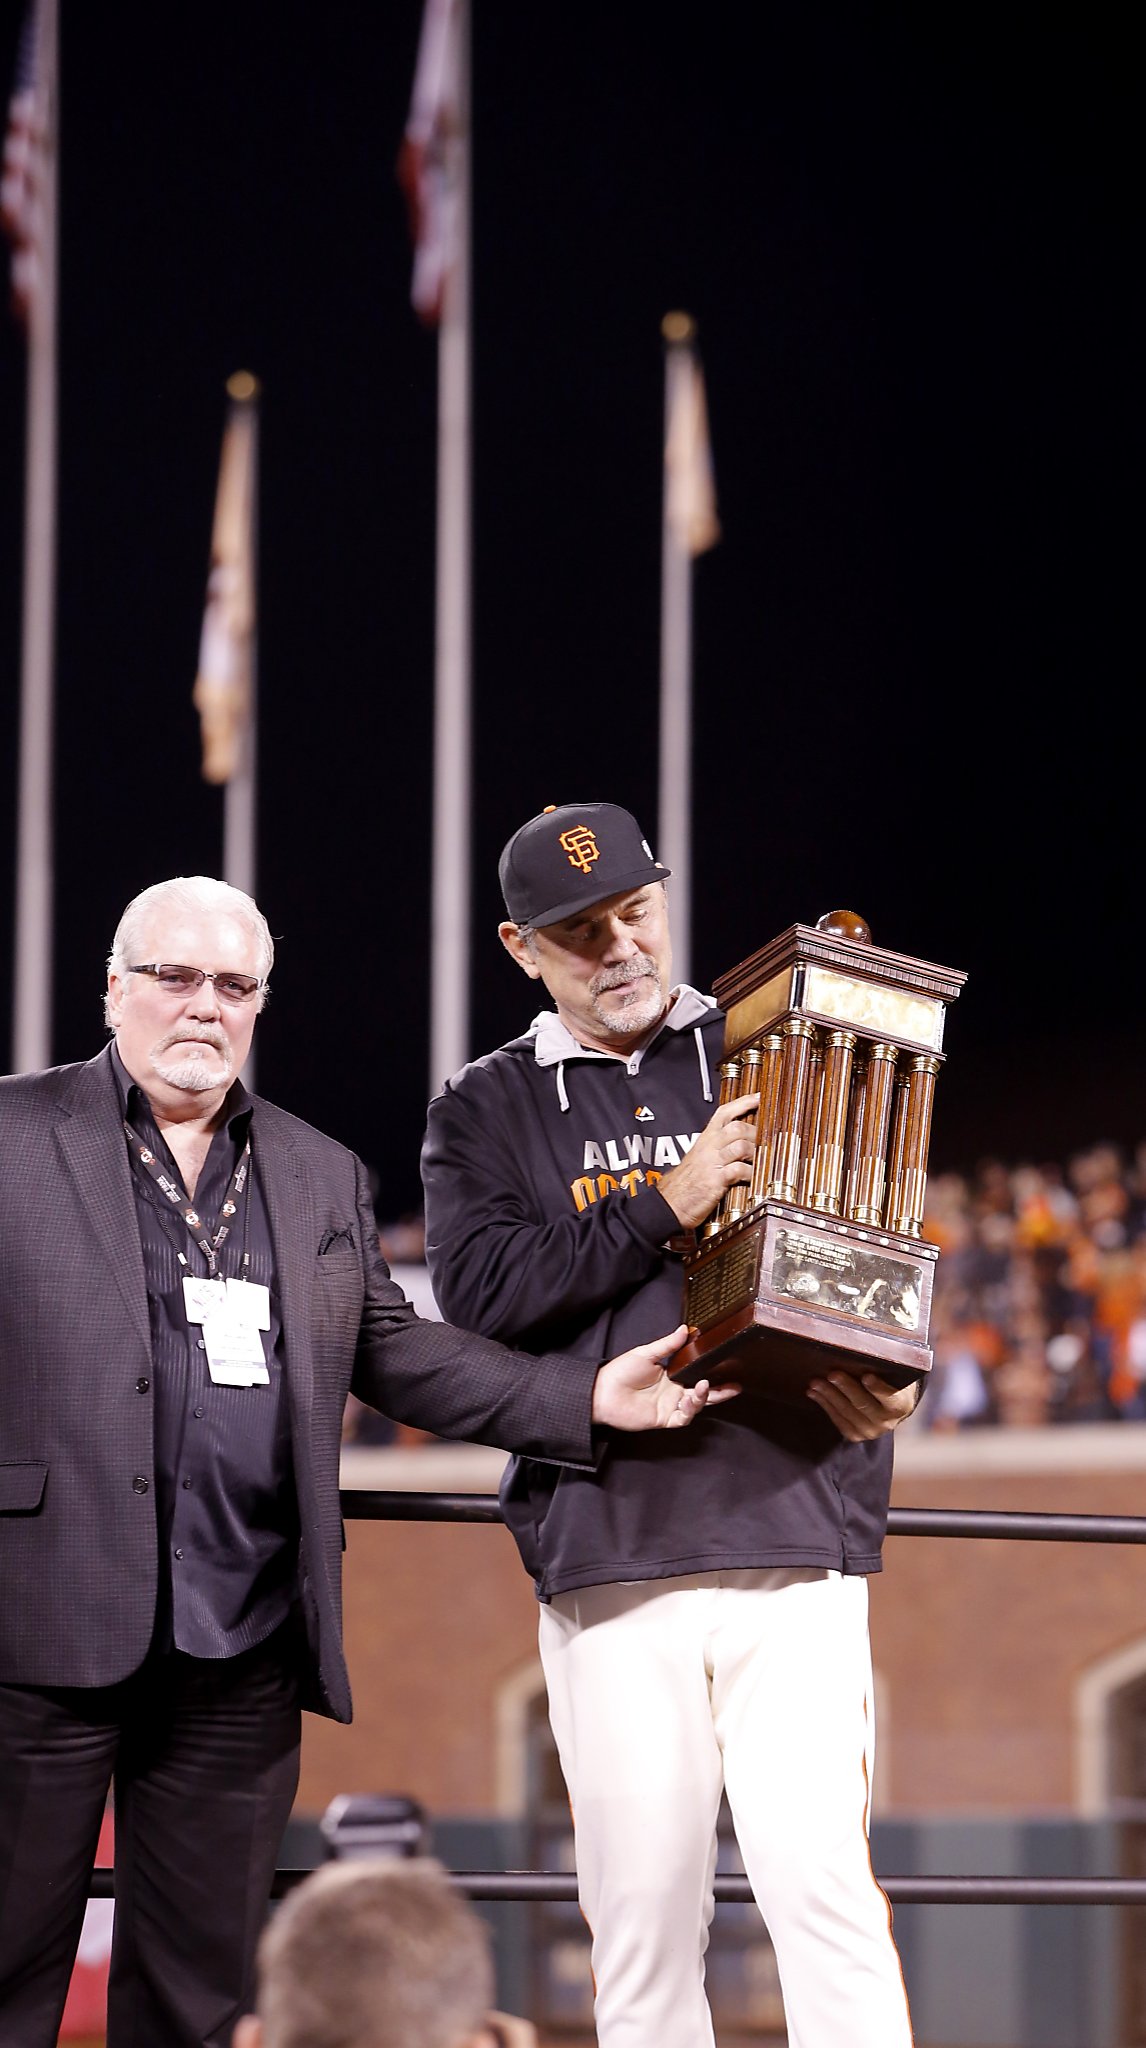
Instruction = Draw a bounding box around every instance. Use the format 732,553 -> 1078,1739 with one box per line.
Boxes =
193,375 -> 258,786
664,334 -> 721,557
1,1 -> 47,326
397,0 -> 463,325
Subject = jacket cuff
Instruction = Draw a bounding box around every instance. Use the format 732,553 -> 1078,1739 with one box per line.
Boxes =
629,1184 -> 689,1250
524,1351 -> 603,1468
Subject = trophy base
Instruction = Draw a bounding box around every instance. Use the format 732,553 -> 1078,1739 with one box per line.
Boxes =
671,1203 -> 935,1408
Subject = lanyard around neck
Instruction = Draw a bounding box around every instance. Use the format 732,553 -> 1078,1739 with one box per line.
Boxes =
123,1117 -> 252,1277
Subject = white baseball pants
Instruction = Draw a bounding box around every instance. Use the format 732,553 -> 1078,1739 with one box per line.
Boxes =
537,1567 -> 914,2048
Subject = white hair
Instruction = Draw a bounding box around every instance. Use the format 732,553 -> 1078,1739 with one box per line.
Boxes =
104,876 -> 274,1025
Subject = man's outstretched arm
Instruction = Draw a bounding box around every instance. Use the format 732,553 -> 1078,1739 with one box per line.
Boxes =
591,1323 -> 740,1431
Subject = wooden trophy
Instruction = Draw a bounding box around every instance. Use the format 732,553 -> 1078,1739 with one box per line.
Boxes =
671,910 -> 966,1405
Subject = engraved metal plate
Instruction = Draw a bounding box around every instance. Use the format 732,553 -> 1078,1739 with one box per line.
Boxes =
769,1228 -> 925,1335
685,1232 -> 762,1335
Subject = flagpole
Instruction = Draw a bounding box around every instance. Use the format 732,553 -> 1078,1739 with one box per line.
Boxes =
10,0 -> 58,1073
222,374 -> 259,907
428,0 -> 471,1100
658,312 -> 697,988
223,375 -> 258,1089
192,371 -> 259,1085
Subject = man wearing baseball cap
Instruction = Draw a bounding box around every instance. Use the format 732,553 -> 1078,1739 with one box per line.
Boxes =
420,802 -> 918,2048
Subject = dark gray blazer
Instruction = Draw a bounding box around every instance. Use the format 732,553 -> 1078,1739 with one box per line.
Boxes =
0,1047 -> 598,1720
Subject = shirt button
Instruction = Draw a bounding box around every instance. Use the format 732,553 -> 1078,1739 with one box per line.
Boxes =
193,1406 -> 205,1419
132,1475 -> 149,1494
182,1477 -> 192,1489
197,1338 -> 206,1351
173,1548 -> 183,1561
136,1377 -> 150,1394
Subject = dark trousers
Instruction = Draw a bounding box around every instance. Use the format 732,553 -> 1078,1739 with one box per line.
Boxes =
0,1632 -> 302,2048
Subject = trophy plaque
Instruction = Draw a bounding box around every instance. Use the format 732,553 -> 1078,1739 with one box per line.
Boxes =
671,910 -> 966,1406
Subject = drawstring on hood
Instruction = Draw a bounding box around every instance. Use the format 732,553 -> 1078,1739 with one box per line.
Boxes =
530,986 -> 718,1111
694,1026 -> 712,1103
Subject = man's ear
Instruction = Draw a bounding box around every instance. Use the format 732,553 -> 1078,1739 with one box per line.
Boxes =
233,2016 -> 262,2048
498,922 -> 542,981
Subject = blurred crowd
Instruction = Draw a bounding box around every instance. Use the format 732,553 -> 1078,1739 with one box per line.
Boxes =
346,1145 -> 1146,1445
923,1143 -> 1146,1429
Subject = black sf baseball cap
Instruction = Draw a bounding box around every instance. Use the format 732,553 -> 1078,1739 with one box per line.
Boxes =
499,802 -> 672,928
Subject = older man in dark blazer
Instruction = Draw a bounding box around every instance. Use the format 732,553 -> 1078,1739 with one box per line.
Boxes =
0,875 -> 723,2048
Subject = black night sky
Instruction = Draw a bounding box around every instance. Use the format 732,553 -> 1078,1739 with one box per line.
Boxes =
0,2 -> 1140,1219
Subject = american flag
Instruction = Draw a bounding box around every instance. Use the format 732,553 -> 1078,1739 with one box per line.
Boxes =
1,2 -> 47,326
397,0 -> 463,325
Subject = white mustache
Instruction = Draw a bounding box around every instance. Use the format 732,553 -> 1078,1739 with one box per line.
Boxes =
592,959 -> 657,997
156,1027 -> 228,1054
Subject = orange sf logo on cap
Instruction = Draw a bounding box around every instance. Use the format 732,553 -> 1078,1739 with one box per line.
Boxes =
559,826 -> 600,875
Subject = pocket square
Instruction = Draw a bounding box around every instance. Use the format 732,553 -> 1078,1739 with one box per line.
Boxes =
317,1227 -> 354,1255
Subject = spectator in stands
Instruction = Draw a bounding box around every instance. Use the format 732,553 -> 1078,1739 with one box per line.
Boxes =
921,1143 -> 1146,1428
234,1856 -> 536,2048
926,1305 -> 994,1430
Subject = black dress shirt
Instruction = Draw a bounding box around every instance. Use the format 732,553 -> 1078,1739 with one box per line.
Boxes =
112,1047 -> 299,1659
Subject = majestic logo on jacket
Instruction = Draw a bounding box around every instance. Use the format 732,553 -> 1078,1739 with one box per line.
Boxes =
570,1128 -> 699,1212
634,1105 -> 654,1121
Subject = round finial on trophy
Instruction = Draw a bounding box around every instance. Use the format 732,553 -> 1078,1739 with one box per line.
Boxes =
815,909 -> 872,944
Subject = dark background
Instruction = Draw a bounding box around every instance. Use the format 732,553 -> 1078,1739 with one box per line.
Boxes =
0,2 -> 1140,1218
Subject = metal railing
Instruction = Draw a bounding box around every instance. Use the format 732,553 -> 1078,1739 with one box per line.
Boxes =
88,1493 -> 1146,1906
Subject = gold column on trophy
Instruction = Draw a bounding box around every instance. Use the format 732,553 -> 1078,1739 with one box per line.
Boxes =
723,1046 -> 762,1227
809,1029 -> 856,1216
749,1032 -> 785,1207
795,1042 -> 825,1209
848,1040 -> 899,1225
672,910 -> 966,1406
704,1059 -> 741,1238
889,1053 -> 942,1236
762,1018 -> 816,1203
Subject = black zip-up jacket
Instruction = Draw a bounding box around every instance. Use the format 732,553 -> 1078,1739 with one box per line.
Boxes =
421,992 -> 895,1600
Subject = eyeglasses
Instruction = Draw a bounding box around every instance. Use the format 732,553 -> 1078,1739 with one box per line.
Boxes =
128,963 -> 266,1005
